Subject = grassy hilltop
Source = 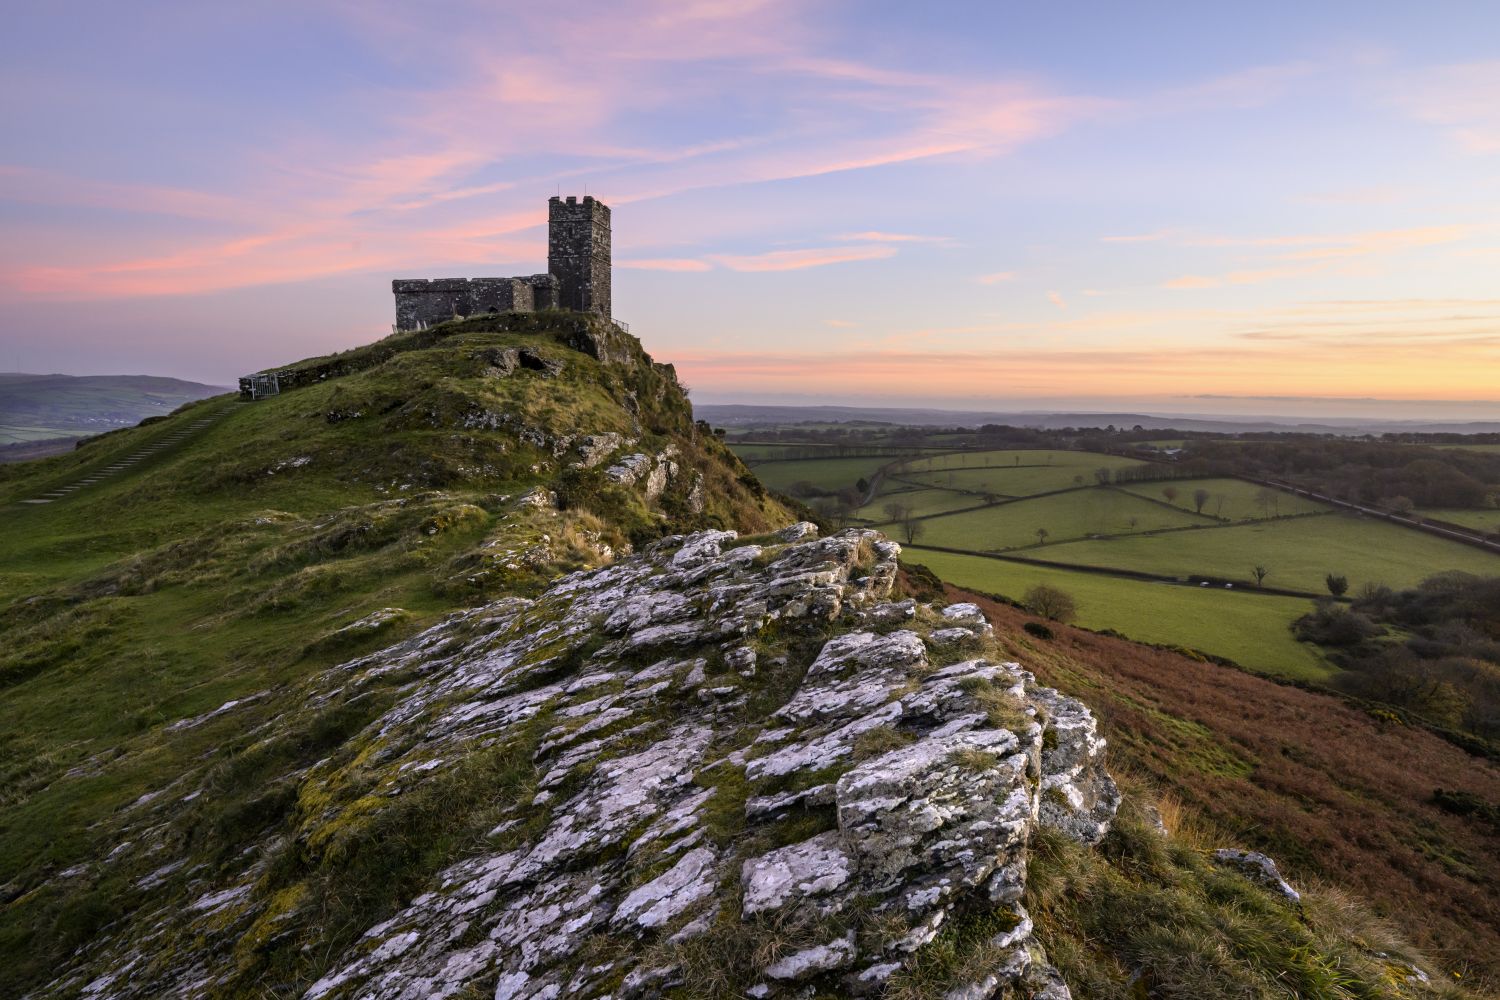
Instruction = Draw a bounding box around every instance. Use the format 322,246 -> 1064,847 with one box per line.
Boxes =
0,312 -> 788,993
0,317 -> 1495,998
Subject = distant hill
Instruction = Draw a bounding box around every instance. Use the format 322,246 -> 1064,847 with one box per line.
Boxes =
0,372 -> 227,447
697,402 -> 1500,436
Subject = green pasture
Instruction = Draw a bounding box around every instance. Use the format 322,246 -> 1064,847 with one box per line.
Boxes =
1115,477 -> 1329,521
892,488 -> 1207,550
870,485 -> 988,517
1036,512 -> 1500,593
907,548 -> 1332,680
748,455 -> 898,495
1414,508 -> 1500,532
900,448 -> 1146,475
897,455 -> 1152,499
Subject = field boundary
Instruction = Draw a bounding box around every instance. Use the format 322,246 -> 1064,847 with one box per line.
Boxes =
903,542 -> 1332,600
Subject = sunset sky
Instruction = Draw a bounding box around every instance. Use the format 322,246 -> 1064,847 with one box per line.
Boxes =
2,1 -> 1498,416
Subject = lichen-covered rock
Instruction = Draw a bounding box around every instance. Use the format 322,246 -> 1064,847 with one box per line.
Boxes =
38,526 -> 1118,1000
1214,848 -> 1302,904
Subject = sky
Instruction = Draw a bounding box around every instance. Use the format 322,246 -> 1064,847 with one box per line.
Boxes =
1,1 -> 1498,418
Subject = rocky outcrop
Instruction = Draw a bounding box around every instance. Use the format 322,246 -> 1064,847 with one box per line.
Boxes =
38,526 -> 1118,999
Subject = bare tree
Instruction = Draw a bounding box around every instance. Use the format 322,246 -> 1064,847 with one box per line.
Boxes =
1024,583 -> 1078,623
1035,527 -> 1050,545
1193,487 -> 1211,514
1253,487 -> 1278,519
1252,565 -> 1269,588
1214,494 -> 1227,517
902,516 -> 925,545
1094,468 -> 1113,486
1161,485 -> 1179,505
882,501 -> 910,523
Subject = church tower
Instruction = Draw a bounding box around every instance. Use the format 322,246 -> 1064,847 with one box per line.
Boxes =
548,195 -> 611,318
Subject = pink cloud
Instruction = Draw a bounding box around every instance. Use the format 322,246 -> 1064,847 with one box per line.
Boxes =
1047,291 -> 1067,309
977,271 -> 1016,284
836,231 -> 951,243
709,245 -> 897,272
616,257 -> 712,272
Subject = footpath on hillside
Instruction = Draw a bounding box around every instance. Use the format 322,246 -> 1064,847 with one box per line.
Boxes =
14,400 -> 235,506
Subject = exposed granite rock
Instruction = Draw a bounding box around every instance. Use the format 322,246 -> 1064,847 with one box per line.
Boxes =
38,525 -> 1120,1000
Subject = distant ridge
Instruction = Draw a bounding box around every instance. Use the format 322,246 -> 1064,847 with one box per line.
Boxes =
0,373 -> 227,449
696,402 -> 1500,436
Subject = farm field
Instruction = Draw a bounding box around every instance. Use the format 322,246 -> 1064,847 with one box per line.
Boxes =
908,548 -> 1332,680
890,488 -> 1207,550
867,485 -> 987,518
1036,512 -> 1500,593
743,455 -> 895,494
1416,508 -> 1500,532
897,458 -> 1153,498
1115,477 -> 1329,521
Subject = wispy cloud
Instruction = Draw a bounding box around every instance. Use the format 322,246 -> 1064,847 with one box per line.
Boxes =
1393,61 -> 1500,153
836,231 -> 952,244
616,257 -> 713,272
977,271 -> 1016,284
1047,291 -> 1067,309
709,245 -> 897,272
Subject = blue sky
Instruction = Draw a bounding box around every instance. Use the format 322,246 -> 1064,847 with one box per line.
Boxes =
1,1 -> 1498,416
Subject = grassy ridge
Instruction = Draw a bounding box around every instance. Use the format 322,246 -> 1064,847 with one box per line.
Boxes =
0,314 -> 790,995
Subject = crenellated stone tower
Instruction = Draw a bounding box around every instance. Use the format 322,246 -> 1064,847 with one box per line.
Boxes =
547,195 -> 611,319
391,195 -> 611,330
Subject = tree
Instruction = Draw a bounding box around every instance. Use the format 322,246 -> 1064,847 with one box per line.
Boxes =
1253,487 -> 1278,518
1093,468 -> 1113,485
1252,565 -> 1269,588
856,477 -> 870,495
1193,487 -> 1211,514
1024,583 -> 1078,623
1325,573 -> 1349,597
882,501 -> 910,523
1214,494 -> 1227,517
1161,485 -> 1179,505
901,515 -> 925,545
1035,527 -> 1049,545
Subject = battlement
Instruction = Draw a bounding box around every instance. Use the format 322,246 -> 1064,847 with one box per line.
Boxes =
392,196 -> 610,330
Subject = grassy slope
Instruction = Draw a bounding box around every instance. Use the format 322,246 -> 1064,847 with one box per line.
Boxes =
911,549 -> 1332,680
1038,512 -> 1500,593
0,314 -> 789,994
955,584 -> 1500,991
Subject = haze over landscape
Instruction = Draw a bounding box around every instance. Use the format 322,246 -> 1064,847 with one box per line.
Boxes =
3,1 -> 1499,417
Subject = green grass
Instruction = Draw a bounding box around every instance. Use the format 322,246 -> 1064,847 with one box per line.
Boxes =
907,549 -> 1333,680
1036,512 -> 1500,593
865,485 -> 989,517
1114,477 -> 1329,521
746,455 -> 896,495
891,489 -> 1207,550
895,450 -> 1152,498
1415,508 -> 1500,532
0,314 -> 793,996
